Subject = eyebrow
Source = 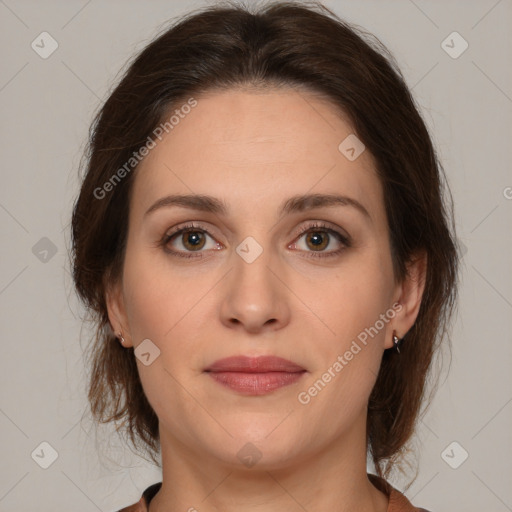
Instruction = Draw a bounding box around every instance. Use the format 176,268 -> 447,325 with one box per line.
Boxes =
144,193 -> 371,220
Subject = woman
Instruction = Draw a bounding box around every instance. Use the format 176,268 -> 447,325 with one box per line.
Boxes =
70,1 -> 459,511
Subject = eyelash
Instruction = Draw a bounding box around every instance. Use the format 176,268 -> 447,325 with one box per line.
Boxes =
158,221 -> 351,260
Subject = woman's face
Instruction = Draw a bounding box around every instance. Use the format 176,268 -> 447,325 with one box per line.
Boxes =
107,87 -> 421,470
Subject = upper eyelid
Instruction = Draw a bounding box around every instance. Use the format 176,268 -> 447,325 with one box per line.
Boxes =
165,220 -> 349,244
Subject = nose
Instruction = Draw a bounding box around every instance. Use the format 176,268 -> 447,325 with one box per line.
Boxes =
219,245 -> 291,335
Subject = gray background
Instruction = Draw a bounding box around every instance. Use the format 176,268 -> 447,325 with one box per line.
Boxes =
1,0 -> 511,511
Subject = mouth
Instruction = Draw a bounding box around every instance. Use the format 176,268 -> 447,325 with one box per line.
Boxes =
204,355 -> 307,395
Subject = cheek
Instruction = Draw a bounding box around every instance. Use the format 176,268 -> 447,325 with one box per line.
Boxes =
307,256 -> 392,344
121,248 -> 213,397
297,250 -> 393,407
122,246 -> 199,341
120,251 -> 206,424
298,278 -> 391,419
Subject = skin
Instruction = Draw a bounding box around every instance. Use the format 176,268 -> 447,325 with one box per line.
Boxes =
106,88 -> 427,512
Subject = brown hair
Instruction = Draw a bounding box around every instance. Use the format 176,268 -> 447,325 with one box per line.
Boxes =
70,0 -> 459,484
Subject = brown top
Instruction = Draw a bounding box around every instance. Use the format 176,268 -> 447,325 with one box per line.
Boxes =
116,473 -> 432,512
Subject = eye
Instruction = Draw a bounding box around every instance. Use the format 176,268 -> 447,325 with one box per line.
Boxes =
290,222 -> 350,259
159,222 -> 221,259
158,221 -> 351,260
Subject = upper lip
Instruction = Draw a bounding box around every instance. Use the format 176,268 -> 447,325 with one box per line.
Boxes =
204,355 -> 305,373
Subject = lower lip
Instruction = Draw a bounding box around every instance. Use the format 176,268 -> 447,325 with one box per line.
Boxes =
207,371 -> 306,395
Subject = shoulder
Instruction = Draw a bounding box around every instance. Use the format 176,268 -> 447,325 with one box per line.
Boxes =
368,473 -> 434,512
116,482 -> 162,512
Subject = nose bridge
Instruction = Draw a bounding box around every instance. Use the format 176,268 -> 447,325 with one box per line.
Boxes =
220,229 -> 290,331
232,231 -> 276,295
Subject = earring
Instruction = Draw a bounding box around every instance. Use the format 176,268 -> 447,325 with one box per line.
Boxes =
392,330 -> 402,354
117,332 -> 126,346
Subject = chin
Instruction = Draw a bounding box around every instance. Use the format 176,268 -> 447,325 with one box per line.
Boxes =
219,425 -> 306,470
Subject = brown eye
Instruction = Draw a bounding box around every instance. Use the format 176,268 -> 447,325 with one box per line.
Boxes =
304,230 -> 329,251
160,223 -> 221,259
291,222 -> 350,259
179,230 -> 207,251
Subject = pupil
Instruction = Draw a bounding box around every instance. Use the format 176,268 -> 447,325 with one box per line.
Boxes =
188,232 -> 201,246
308,231 -> 327,250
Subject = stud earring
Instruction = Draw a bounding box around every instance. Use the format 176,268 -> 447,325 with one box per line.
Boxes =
392,330 -> 403,354
117,332 -> 126,346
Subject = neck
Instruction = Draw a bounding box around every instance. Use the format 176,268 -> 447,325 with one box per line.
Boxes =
149,411 -> 388,512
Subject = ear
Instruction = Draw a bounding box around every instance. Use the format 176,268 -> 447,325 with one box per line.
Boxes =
105,277 -> 133,348
385,250 -> 428,349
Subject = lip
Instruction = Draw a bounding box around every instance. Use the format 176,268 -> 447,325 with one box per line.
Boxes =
204,356 -> 306,395
205,355 -> 305,373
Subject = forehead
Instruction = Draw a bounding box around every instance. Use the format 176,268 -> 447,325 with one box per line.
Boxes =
131,88 -> 384,222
